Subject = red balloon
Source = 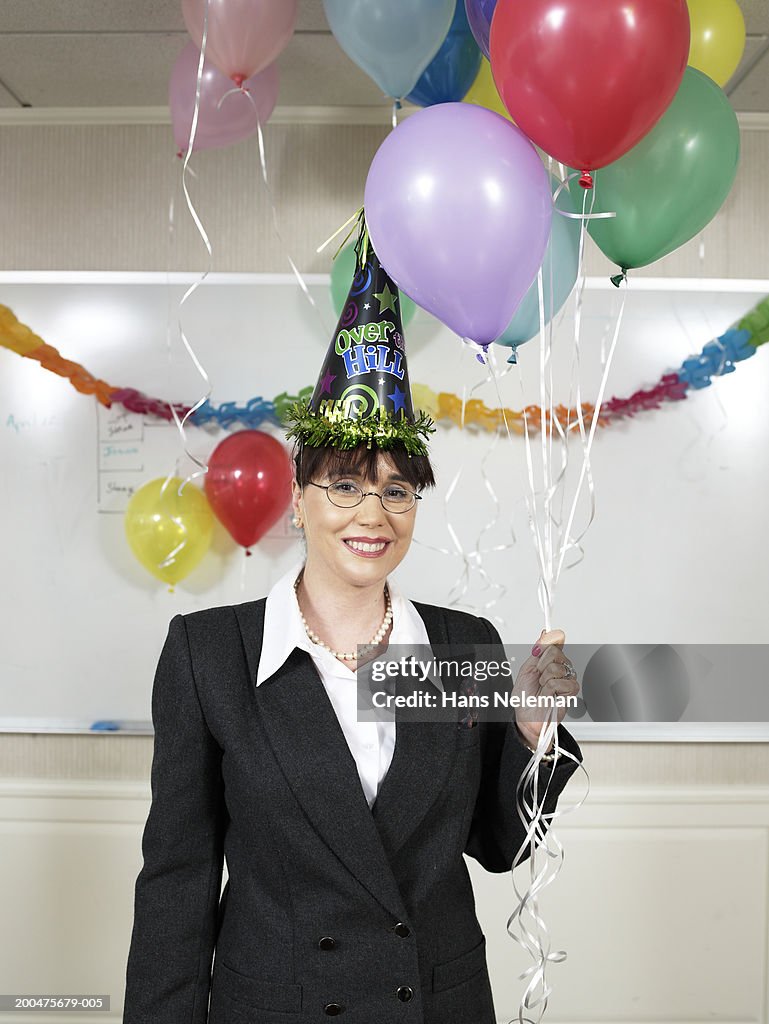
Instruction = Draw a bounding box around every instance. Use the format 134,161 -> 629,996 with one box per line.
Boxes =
489,0 -> 690,174
205,431 -> 293,551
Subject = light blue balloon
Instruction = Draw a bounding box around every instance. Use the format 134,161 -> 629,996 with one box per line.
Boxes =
495,176 -> 581,363
322,0 -> 456,101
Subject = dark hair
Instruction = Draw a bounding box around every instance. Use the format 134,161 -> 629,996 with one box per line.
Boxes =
292,441 -> 436,492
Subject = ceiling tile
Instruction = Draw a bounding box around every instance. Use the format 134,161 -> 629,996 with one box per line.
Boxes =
277,32 -> 390,107
0,0 -> 767,112
0,33 -> 188,106
0,27 -> 384,109
740,0 -> 769,36
728,38 -> 769,111
0,0 -> 330,34
296,0 -> 331,33
0,0 -> 186,32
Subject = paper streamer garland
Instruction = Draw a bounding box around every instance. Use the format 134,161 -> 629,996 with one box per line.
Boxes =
1,297 -> 768,433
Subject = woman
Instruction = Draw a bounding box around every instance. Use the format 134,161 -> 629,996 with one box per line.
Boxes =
123,231 -> 583,1024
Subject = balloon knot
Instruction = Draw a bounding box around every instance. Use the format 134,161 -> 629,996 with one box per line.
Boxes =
232,73 -> 246,88
610,269 -> 628,288
579,170 -> 594,189
245,548 -> 252,557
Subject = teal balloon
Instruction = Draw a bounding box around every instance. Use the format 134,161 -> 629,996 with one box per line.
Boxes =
330,244 -> 417,327
322,0 -> 455,101
494,175 -> 580,362
586,67 -> 740,271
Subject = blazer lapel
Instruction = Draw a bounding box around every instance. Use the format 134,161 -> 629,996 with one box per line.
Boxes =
367,601 -> 455,858
233,597 -> 459,924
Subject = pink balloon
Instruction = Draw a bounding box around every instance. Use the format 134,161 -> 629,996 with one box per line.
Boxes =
364,102 -> 553,347
169,42 -> 278,155
182,0 -> 298,84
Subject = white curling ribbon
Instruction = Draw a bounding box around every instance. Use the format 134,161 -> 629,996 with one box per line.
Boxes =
485,344 -> 555,631
536,266 -> 555,627
471,427 -> 514,625
412,429 -> 517,616
548,184 -> 597,586
506,709 -> 591,1024
216,82 -> 333,340
469,350 -> 522,624
445,364 -> 477,609
443,345 -> 520,614
172,0 -> 214,499
444,465 -> 472,607
549,186 -> 594,587
488,178 -> 604,1021
165,162 -> 178,365
246,100 -> 333,340
537,183 -> 595,625
432,322 -> 593,1022
551,170 -> 616,221
553,280 -> 628,589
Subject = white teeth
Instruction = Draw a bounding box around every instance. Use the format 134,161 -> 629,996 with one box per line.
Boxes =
346,540 -> 387,552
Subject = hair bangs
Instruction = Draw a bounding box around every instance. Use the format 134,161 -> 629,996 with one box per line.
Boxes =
292,441 -> 435,492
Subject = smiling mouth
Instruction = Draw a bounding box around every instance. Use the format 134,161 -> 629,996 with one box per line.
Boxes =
342,539 -> 391,557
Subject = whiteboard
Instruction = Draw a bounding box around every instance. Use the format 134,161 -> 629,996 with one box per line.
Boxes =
1,271 -> 768,738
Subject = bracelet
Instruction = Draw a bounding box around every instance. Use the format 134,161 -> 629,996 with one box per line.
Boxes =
516,724 -> 559,762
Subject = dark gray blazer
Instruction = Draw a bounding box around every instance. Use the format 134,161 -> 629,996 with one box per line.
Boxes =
123,597 -> 583,1024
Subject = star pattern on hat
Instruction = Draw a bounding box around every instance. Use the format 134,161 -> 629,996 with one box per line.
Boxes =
388,384 -> 407,414
373,282 -> 398,314
285,225 -> 433,457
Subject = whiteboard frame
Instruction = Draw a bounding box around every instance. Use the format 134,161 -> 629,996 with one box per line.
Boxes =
2,271 -> 767,742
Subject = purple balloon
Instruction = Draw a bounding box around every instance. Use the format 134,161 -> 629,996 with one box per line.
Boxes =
364,102 -> 552,347
169,41 -> 278,155
464,0 -> 497,59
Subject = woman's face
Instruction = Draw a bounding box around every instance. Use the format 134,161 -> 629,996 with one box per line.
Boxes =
292,452 -> 418,589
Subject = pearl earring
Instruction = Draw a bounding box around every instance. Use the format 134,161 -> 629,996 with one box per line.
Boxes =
293,514 -> 303,528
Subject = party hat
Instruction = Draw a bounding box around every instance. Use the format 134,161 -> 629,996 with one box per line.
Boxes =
285,213 -> 434,456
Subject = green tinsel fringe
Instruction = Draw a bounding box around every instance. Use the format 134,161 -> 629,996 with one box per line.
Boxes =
284,398 -> 435,457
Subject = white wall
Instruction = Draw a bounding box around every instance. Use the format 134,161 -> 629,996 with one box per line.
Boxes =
1,116 -> 768,1023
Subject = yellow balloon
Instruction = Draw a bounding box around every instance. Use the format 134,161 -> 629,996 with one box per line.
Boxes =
462,58 -> 512,121
687,0 -> 746,87
125,476 -> 214,587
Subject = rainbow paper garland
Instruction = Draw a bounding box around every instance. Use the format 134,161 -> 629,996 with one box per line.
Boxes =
1,297 -> 767,434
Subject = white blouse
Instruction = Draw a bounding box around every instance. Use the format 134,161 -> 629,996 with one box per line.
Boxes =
257,560 -> 432,808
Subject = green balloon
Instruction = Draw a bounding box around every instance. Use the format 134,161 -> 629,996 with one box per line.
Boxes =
330,244 -> 418,326
586,67 -> 740,271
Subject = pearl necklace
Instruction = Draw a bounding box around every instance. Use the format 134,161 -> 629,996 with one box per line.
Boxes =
293,572 -> 393,661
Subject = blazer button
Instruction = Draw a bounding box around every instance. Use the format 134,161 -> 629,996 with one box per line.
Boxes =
318,936 -> 336,950
396,986 -> 414,1001
324,1002 -> 344,1015
393,922 -> 410,938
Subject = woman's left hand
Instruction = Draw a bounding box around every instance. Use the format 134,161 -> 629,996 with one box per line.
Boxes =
511,628 -> 580,753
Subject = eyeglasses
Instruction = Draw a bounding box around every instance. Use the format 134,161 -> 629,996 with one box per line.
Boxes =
307,480 -> 422,514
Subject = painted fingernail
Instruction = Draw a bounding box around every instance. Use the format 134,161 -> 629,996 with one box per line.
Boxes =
531,644 -> 542,656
